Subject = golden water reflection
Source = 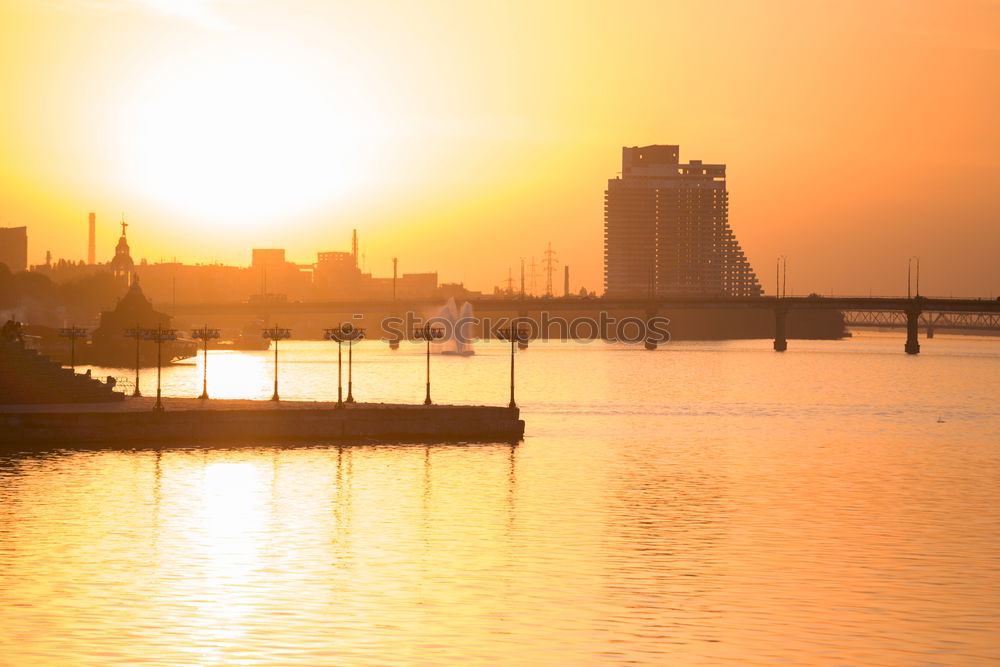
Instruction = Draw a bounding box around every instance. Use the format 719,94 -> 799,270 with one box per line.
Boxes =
2,335 -> 999,664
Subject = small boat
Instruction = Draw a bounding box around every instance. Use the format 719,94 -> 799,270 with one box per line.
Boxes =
223,321 -> 271,351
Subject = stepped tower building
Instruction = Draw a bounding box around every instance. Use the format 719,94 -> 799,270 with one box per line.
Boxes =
604,145 -> 762,297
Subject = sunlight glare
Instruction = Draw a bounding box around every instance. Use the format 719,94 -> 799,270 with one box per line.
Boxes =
117,51 -> 386,227
203,351 -> 271,400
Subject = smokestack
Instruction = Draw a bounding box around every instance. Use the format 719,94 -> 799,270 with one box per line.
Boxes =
564,265 -> 569,297
352,229 -> 358,269
88,212 -> 96,265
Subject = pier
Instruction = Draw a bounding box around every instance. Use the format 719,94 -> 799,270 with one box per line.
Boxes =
0,398 -> 524,449
0,332 -> 525,449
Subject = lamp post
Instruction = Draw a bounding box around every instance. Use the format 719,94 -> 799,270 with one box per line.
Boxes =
325,323 -> 365,407
497,326 -> 528,409
412,324 -> 444,405
262,326 -> 292,401
190,325 -> 221,399
324,326 -> 344,407
346,326 -> 361,403
57,326 -> 88,372
142,324 -> 177,412
123,325 -> 143,396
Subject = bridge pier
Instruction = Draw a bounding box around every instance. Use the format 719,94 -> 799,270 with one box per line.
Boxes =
773,309 -> 788,352
905,309 -> 921,354
644,307 -> 658,350
388,310 -> 401,350
516,310 -> 529,349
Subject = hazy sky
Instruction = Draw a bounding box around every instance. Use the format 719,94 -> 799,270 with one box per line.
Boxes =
1,0 -> 998,296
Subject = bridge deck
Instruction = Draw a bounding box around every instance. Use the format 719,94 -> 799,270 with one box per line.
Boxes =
171,296 -> 1000,315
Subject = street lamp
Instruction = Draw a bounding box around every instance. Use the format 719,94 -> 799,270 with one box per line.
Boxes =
123,325 -> 143,396
412,324 -> 444,405
190,325 -> 221,399
497,326 -> 528,409
324,323 -> 365,407
57,326 -> 88,372
262,326 -> 292,401
142,324 -> 177,412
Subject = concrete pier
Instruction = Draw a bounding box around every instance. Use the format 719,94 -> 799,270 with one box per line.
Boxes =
0,398 -> 524,449
905,309 -> 921,355
773,309 -> 788,352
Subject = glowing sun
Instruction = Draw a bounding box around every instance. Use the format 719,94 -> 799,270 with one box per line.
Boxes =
116,51 -> 384,227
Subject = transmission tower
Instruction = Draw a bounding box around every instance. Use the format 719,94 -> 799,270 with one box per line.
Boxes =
542,242 -> 558,297
528,256 -> 539,297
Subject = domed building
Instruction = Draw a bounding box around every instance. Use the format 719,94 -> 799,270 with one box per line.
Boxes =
110,218 -> 135,286
88,275 -> 197,367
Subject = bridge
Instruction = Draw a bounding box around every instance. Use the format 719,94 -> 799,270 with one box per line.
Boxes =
171,295 -> 1000,355
845,310 -> 1000,336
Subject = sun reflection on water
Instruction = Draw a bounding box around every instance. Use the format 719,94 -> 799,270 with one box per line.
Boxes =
2,336 -> 1000,664
199,352 -> 273,400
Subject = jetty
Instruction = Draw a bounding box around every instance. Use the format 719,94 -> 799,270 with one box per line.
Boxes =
0,335 -> 524,450
0,398 -> 524,449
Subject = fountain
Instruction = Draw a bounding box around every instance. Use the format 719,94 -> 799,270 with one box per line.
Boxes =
433,297 -> 475,356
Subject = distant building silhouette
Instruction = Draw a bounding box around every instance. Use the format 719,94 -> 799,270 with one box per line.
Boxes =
250,248 -> 305,298
88,213 -> 96,265
314,248 -> 361,295
0,226 -> 27,272
604,145 -> 762,297
313,231 -> 445,300
27,224 -> 469,305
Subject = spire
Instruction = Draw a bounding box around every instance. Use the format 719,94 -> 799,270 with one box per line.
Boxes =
120,212 -> 128,238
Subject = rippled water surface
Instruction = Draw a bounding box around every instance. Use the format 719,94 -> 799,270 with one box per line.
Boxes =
2,332 -> 999,665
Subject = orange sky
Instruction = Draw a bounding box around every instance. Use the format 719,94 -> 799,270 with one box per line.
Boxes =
1,0 -> 998,296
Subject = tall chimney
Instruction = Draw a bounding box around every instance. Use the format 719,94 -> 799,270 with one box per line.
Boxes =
564,265 -> 570,297
352,229 -> 358,269
88,212 -> 96,265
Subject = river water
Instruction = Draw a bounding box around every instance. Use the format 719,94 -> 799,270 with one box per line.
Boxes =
1,331 -> 998,665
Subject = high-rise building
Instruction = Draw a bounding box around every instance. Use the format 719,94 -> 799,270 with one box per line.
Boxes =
604,145 -> 762,297
0,226 -> 28,272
